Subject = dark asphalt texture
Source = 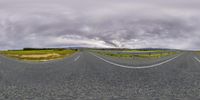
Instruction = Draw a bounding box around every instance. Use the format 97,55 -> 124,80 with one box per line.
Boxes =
0,51 -> 200,100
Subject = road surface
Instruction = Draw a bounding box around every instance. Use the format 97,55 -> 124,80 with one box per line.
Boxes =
0,51 -> 200,100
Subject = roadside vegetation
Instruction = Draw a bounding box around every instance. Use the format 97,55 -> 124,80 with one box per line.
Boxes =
195,51 -> 200,53
122,49 -> 164,53
0,49 -> 77,62
94,50 -> 177,59
195,51 -> 200,56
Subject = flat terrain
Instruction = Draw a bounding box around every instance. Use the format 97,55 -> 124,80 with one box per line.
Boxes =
93,50 -> 177,58
0,49 -> 77,62
0,50 -> 200,99
92,50 -> 178,66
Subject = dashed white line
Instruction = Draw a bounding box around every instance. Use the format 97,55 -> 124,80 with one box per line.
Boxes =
90,53 -> 181,69
194,57 -> 200,63
74,55 -> 80,62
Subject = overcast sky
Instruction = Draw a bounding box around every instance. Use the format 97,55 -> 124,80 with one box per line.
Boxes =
0,0 -> 200,50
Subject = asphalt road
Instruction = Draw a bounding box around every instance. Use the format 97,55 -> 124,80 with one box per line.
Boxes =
0,51 -> 200,100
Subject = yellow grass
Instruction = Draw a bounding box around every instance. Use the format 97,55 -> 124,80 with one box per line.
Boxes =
0,49 -> 77,62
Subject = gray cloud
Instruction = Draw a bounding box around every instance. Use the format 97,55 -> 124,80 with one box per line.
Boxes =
0,0 -> 200,50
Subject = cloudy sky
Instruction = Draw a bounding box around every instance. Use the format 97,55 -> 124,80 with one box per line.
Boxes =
0,0 -> 200,50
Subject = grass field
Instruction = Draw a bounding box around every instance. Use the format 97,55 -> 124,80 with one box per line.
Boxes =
0,49 -> 77,62
95,50 -> 177,59
195,51 -> 200,55
121,49 -> 164,52
196,51 -> 200,53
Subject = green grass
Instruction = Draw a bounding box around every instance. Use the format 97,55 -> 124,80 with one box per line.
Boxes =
195,51 -> 200,55
96,51 -> 176,59
123,49 -> 164,52
0,49 -> 77,62
92,49 -> 165,53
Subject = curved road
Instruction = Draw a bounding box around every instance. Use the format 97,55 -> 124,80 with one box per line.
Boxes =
0,51 -> 200,99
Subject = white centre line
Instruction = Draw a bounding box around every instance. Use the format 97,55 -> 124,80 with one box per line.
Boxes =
74,55 -> 80,62
90,53 -> 181,69
194,57 -> 200,63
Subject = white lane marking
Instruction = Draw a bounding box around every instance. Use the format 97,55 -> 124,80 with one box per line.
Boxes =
194,57 -> 200,63
74,55 -> 80,62
90,53 -> 181,69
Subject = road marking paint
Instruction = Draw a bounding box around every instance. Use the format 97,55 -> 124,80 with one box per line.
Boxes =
90,53 -> 181,69
194,57 -> 200,63
74,55 -> 80,62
